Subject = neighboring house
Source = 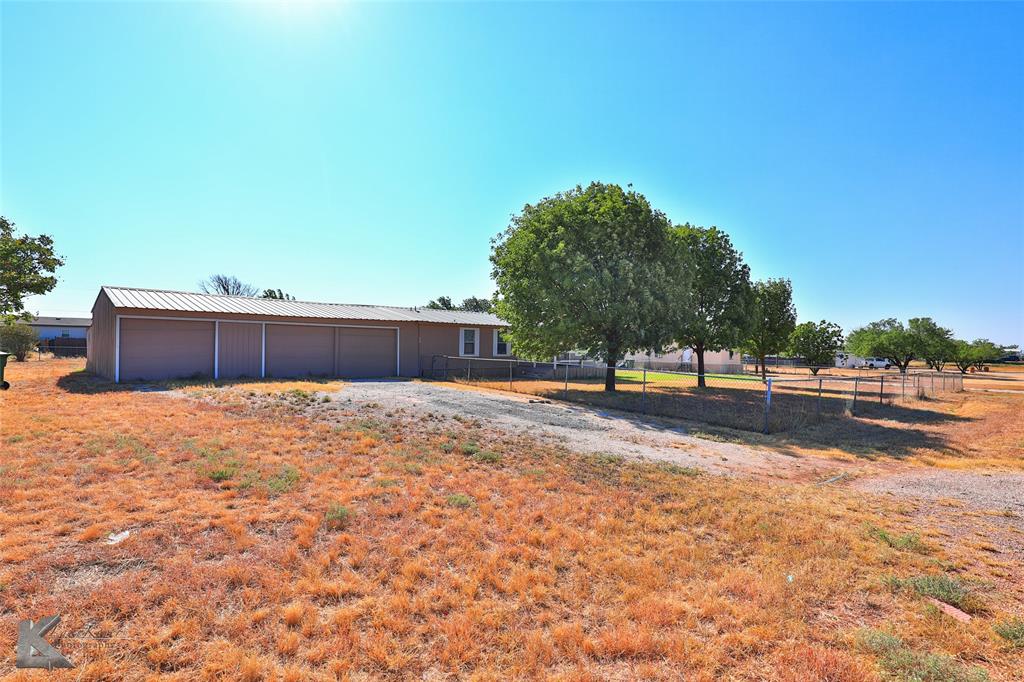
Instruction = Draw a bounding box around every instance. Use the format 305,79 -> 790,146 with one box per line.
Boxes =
86,286 -> 510,382
624,347 -> 741,373
28,316 -> 91,340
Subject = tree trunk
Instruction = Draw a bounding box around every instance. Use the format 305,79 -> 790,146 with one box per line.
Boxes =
604,357 -> 616,392
696,344 -> 706,388
759,354 -> 767,380
810,367 -> 820,376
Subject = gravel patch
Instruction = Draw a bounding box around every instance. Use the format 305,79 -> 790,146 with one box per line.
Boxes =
854,470 -> 1024,513
329,380 -> 850,480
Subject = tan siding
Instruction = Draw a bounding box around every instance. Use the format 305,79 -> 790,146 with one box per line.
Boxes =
86,291 -> 116,379
119,318 -> 215,381
218,322 -> 262,379
265,325 -> 334,377
335,327 -> 397,377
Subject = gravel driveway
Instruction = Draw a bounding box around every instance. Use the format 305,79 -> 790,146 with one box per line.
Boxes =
330,380 -> 850,481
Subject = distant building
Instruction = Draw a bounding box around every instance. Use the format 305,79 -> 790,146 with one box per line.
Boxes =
624,347 -> 741,373
28,316 -> 91,340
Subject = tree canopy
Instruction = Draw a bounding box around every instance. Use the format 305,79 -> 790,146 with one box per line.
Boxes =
261,288 -> 295,300
491,182 -> 691,391
788,320 -> 845,375
0,323 -> 38,361
741,278 -> 796,379
950,338 -> 1003,373
0,216 -> 64,322
909,317 -> 955,372
672,225 -> 752,387
425,296 -> 493,313
846,318 -> 919,373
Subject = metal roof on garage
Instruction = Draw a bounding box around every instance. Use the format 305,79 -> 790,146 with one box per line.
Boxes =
102,286 -> 506,326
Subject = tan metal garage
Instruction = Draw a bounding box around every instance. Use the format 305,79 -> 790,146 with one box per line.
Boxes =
86,286 -> 509,382
119,318 -> 214,381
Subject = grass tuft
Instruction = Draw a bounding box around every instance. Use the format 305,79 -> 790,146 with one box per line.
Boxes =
856,628 -> 989,682
886,574 -> 984,613
993,619 -> 1024,648
868,524 -> 930,553
446,493 -> 474,508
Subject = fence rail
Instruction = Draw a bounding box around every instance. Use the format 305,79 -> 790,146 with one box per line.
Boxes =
427,355 -> 963,434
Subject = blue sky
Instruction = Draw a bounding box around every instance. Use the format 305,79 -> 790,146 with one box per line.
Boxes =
2,1 -> 1022,342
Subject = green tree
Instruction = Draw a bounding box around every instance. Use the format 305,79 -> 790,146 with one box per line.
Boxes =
0,216 -> 65,322
425,296 -> 455,310
459,296 -> 494,313
0,323 -> 39,361
788,320 -> 845,375
672,225 -> 752,387
741,278 -> 796,379
425,295 -> 494,313
968,339 -> 1002,370
261,288 -> 295,300
950,340 -> 976,374
909,317 -> 955,372
491,182 -> 691,391
846,319 -> 918,374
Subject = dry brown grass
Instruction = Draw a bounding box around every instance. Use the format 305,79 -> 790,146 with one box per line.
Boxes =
0,359 -> 1020,680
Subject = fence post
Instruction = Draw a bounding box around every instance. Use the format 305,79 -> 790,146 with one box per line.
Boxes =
564,363 -> 569,401
901,373 -> 906,402
880,376 -> 884,405
763,377 -> 772,434
817,377 -> 822,420
509,361 -> 513,392
642,368 -> 648,414
852,376 -> 859,414
467,359 -> 471,381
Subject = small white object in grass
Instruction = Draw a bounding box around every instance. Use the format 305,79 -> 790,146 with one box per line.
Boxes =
787,575 -> 794,583
106,530 -> 130,545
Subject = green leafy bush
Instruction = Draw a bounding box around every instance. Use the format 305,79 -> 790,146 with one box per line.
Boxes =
0,323 -> 38,361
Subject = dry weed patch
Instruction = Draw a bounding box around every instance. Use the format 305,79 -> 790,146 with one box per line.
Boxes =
0,360 -> 1019,680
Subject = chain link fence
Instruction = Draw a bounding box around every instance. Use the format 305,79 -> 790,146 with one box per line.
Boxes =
427,355 -> 964,434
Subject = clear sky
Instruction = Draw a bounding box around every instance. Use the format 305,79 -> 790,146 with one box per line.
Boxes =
2,1 -> 1022,343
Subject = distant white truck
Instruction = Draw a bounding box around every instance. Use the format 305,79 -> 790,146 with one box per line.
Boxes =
835,353 -> 891,369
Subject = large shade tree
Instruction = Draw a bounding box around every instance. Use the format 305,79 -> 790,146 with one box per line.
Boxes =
788,320 -> 845,375
0,216 -> 64,323
672,225 -> 752,387
741,278 -> 797,380
491,182 -> 692,391
909,317 -> 955,372
846,318 -> 919,374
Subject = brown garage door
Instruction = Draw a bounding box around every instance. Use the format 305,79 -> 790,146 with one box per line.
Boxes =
218,322 -> 262,379
336,327 -> 397,378
265,324 -> 334,378
119,318 -> 215,381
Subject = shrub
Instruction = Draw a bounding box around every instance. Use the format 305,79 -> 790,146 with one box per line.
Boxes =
196,448 -> 243,482
460,442 -> 480,455
0,323 -> 38,361
324,504 -> 352,530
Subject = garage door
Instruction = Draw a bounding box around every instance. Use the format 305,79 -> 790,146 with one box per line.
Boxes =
265,324 -> 334,378
336,328 -> 397,378
218,322 -> 262,379
119,318 -> 215,381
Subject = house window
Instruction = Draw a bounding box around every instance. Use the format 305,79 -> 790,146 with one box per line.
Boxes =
460,328 -> 480,357
60,329 -> 71,338
493,329 -> 510,356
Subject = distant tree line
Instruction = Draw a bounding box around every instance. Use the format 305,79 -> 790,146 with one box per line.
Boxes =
424,296 -> 494,313
489,182 -> 1011,391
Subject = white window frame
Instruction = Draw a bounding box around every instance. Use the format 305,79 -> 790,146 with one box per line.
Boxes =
493,329 -> 510,357
459,327 -> 480,357
60,328 -> 71,338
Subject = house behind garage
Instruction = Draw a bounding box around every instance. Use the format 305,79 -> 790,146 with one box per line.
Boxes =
86,286 -> 510,382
